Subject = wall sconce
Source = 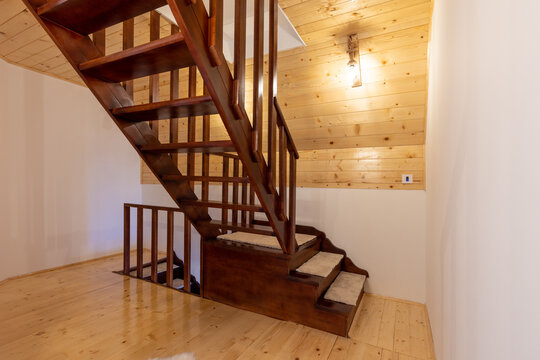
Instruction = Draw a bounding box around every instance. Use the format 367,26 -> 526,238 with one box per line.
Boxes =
347,34 -> 362,88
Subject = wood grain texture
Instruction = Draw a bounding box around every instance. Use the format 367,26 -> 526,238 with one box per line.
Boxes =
138,0 -> 430,189
0,0 -> 430,190
0,253 -> 434,359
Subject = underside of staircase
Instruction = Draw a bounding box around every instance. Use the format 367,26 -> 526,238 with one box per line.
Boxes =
23,0 -> 370,336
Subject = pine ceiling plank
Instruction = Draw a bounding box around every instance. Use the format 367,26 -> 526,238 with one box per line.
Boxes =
0,8 -> 38,45
292,0 -> 428,34
0,0 -> 27,26
298,2 -> 431,45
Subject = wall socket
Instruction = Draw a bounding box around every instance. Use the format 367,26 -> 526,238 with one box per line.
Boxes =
402,174 -> 414,184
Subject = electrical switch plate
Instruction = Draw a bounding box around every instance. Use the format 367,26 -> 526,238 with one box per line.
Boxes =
402,174 -> 413,184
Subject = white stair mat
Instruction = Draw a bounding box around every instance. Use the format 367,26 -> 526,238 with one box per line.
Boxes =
323,272 -> 367,306
295,251 -> 344,277
217,231 -> 316,250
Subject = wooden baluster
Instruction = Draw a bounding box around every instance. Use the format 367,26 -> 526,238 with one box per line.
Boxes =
123,205 -> 130,275
92,29 -> 105,55
233,0 -> 246,117
199,235 -> 205,297
232,158 -> 239,225
279,126 -> 287,218
222,157 -> 229,229
288,157 -> 297,255
149,11 -> 160,136
136,207 -> 143,278
208,0 -> 223,66
170,24 -> 180,165
187,66 -> 197,188
151,209 -> 158,282
241,166 -> 248,224
202,87 -> 211,203
167,211 -> 174,287
267,0 -> 278,186
122,19 -> 134,98
249,186 -> 255,224
184,217 -> 191,293
252,0 -> 264,156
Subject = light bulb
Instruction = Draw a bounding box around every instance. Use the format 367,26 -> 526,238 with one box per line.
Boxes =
347,61 -> 358,82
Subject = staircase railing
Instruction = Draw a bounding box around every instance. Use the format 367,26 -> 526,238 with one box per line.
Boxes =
25,0 -> 300,256
123,203 -> 199,295
205,0 -> 300,254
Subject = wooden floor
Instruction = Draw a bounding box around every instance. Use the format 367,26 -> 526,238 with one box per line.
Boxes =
0,254 -> 434,360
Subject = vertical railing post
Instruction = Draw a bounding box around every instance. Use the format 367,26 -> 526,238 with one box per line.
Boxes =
151,209 -> 158,282
252,0 -> 264,157
288,157 -> 297,255
202,86 -> 211,204
208,0 -> 223,66
92,29 -> 105,55
170,24 -> 180,165
222,157 -> 230,228
167,211 -> 174,287
199,235 -> 205,298
184,217 -> 191,293
123,205 -> 130,275
249,186 -> 255,224
241,166 -> 248,224
233,0 -> 246,117
136,207 -> 143,278
279,126 -> 287,218
187,66 -> 197,188
122,19 -> 134,98
267,0 -> 278,186
232,158 -> 239,225
149,11 -> 160,136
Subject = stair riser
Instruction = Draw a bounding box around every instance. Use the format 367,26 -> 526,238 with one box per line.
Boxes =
203,240 -> 353,336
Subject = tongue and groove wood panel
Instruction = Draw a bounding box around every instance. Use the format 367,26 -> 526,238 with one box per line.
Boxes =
137,0 -> 430,190
0,0 -> 431,190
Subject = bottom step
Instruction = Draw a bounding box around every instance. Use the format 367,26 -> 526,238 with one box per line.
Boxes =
203,238 -> 366,336
324,272 -> 367,306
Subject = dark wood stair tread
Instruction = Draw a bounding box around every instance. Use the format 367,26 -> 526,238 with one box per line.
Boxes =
140,141 -> 236,154
79,34 -> 194,83
182,200 -> 265,212
113,96 -> 218,122
162,175 -> 250,183
38,0 -> 168,35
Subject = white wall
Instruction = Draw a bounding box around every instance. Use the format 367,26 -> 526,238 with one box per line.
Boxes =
426,0 -> 540,358
0,60 -> 142,280
142,184 -> 427,303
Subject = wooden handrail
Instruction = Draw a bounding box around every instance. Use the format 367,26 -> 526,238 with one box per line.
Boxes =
274,98 -> 299,159
123,203 -> 199,294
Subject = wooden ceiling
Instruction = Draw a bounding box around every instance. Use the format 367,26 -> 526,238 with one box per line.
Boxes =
0,0 -> 431,190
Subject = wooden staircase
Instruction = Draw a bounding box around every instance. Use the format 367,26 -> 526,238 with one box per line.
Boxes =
23,0 -> 369,336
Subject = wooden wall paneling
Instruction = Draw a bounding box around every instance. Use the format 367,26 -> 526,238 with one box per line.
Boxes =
0,0 -> 431,190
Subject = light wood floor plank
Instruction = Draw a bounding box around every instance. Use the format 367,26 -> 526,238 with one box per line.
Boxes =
378,299 -> 397,350
0,253 -> 435,359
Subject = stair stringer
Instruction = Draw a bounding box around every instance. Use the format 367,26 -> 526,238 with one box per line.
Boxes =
22,1 -> 221,239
